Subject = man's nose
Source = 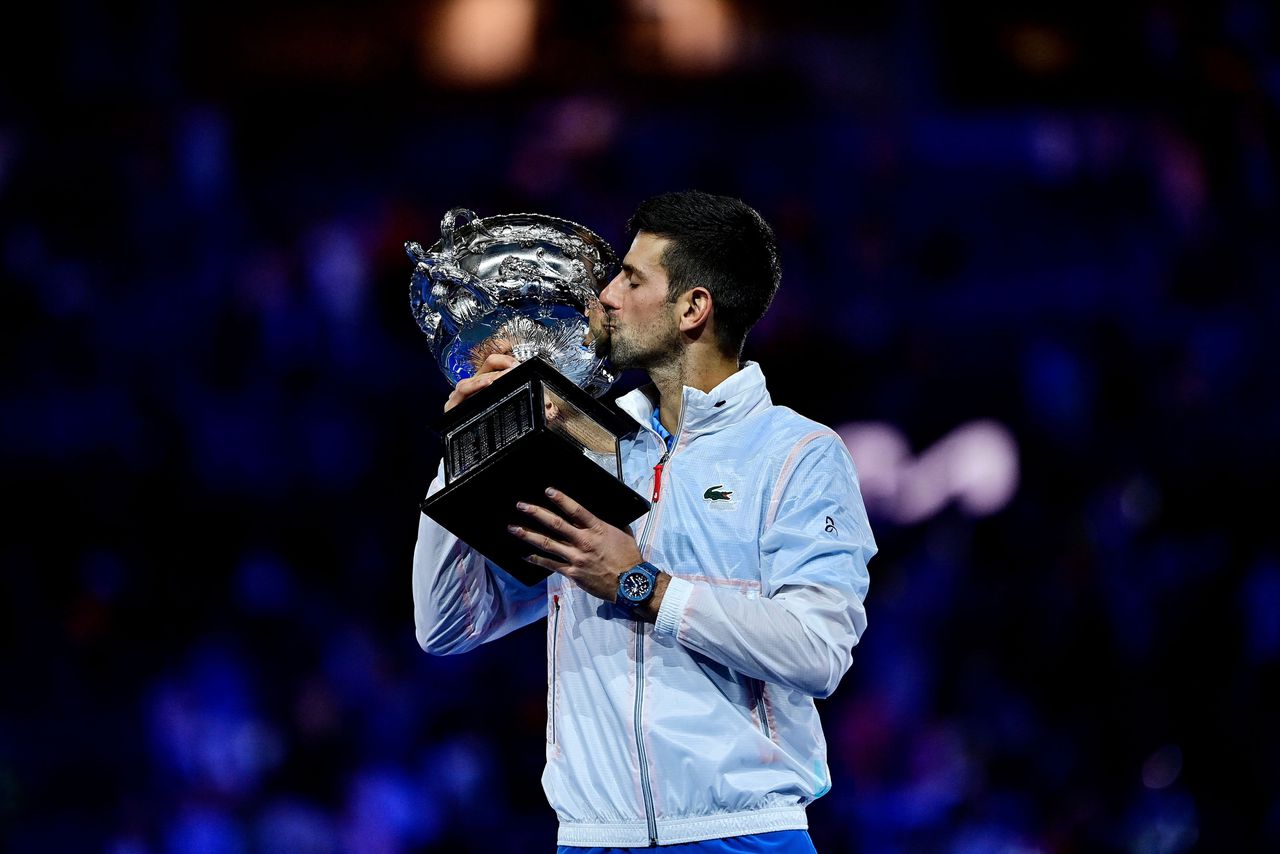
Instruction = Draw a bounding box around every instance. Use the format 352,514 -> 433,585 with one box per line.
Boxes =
599,274 -> 623,309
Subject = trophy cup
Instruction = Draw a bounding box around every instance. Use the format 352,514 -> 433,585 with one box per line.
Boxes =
408,208 -> 650,584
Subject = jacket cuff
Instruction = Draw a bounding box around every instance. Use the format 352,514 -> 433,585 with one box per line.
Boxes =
654,575 -> 694,638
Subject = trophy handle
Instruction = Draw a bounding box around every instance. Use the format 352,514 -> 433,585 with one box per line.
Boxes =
407,247 -> 442,340
408,212 -> 497,340
440,207 -> 494,256
430,264 -> 494,336
440,208 -> 469,256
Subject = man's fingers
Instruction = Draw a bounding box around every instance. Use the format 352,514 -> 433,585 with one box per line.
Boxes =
441,352 -> 520,412
543,488 -> 596,528
481,353 -> 519,373
522,551 -> 570,574
460,362 -> 516,393
507,523 -> 574,564
516,502 -> 585,544
444,367 -> 513,412
461,370 -> 504,392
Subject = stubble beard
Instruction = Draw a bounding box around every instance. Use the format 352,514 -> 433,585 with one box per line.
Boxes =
606,321 -> 682,372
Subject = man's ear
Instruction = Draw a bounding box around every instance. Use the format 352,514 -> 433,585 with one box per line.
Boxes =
676,286 -> 713,334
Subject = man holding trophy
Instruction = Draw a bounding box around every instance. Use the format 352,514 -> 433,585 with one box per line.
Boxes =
411,191 -> 876,852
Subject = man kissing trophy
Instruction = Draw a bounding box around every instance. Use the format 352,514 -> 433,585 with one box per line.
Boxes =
406,208 -> 649,583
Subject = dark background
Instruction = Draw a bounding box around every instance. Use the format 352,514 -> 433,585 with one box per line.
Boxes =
2,1 -> 1277,851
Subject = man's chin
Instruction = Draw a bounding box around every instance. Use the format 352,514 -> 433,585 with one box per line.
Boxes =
606,350 -> 639,372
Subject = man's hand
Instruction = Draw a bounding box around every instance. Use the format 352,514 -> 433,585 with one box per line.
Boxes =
444,353 -> 518,412
508,488 -> 661,614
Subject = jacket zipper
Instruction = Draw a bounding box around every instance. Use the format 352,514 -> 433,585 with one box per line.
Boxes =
632,413 -> 682,846
550,595 -> 561,744
651,454 -> 666,502
633,624 -> 656,846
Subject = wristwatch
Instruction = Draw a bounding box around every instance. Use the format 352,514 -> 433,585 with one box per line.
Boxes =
616,561 -> 661,612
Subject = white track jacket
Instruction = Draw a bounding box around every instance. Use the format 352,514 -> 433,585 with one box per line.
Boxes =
413,363 -> 876,847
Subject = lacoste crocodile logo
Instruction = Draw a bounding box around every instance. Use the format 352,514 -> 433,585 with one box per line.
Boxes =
703,485 -> 734,502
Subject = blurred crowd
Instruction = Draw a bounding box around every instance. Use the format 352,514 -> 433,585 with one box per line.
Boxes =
1,2 -> 1277,852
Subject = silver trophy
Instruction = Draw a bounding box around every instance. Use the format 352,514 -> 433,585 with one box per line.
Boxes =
408,208 -> 649,584
406,207 -> 617,396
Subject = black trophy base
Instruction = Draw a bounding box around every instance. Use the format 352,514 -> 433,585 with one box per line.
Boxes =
419,358 -> 650,586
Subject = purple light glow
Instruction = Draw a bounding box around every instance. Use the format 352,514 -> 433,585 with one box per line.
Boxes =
837,420 -> 1020,524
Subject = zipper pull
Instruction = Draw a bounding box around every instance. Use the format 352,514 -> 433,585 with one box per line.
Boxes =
553,594 -> 560,610
652,454 -> 668,503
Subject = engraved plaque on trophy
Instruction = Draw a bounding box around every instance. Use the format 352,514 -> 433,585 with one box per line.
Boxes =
407,209 -> 650,585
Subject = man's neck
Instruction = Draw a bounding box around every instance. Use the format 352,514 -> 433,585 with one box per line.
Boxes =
647,351 -> 740,437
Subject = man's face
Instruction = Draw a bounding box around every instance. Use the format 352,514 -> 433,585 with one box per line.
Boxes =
591,232 -> 682,371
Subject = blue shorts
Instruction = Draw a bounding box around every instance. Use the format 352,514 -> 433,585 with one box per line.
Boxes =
558,829 -> 818,854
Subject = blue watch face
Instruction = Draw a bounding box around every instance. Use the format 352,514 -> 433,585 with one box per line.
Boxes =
621,569 -> 653,602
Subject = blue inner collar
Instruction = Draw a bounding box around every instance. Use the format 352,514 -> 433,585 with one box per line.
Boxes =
650,409 -> 675,451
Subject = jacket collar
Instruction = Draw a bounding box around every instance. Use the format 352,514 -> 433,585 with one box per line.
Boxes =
614,361 -> 772,442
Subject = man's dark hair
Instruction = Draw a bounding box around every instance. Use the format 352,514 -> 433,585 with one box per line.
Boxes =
627,190 -> 781,357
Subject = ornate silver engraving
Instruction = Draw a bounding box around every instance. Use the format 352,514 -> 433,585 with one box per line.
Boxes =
407,208 -> 619,396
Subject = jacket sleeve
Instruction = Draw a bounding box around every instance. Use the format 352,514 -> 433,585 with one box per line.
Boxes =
413,461 -> 548,655
653,434 -> 875,698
